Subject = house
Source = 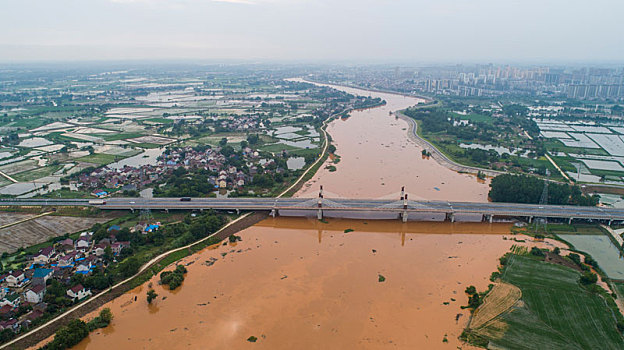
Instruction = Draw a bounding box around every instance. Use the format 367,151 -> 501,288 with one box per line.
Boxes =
75,237 -> 90,252
111,241 -> 130,255
66,284 -> 91,300
144,224 -> 159,233
31,268 -> 53,286
5,271 -> 25,288
75,261 -> 92,274
0,319 -> 18,332
58,238 -> 74,251
94,243 -> 108,257
0,294 -> 20,308
33,246 -> 55,264
58,252 -> 79,267
26,309 -> 44,321
0,305 -> 12,317
24,285 -> 45,304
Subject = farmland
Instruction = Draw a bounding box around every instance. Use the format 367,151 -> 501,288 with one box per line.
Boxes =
465,254 -> 624,349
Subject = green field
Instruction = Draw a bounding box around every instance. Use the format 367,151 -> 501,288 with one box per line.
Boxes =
471,255 -> 624,349
12,164 -> 64,182
76,153 -> 123,165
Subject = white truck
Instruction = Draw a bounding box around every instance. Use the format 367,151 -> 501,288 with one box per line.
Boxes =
88,199 -> 106,205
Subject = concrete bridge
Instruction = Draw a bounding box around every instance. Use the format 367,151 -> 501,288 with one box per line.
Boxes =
1,187 -> 624,225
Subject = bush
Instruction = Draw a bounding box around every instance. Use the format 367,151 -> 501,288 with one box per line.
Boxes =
579,271 -> 598,285
160,265 -> 187,290
530,247 -> 545,257
465,286 -> 477,295
147,289 -> 158,304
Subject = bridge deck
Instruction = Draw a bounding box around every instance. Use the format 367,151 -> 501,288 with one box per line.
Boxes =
0,197 -> 623,221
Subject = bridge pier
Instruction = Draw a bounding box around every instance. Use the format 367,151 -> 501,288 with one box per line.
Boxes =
569,217 -> 573,225
400,194 -> 408,223
528,216 -> 533,223
270,208 -> 277,218
608,219 -> 613,226
164,209 -> 169,213
317,209 -> 323,220
488,215 -> 493,224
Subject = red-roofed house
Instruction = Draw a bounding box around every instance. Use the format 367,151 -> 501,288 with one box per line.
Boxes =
66,284 -> 91,300
5,270 -> 25,288
33,246 -> 55,264
25,285 -> 45,304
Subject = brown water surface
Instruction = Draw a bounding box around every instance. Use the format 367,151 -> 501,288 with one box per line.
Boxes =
294,81 -> 489,201
65,218 -> 563,350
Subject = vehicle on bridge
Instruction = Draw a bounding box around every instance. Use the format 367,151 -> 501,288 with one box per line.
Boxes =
88,199 -> 106,205
180,197 -> 192,202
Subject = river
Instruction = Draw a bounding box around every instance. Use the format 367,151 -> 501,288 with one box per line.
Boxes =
41,81 -> 522,350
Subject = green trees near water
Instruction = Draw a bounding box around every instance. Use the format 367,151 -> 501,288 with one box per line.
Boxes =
489,174 -> 599,206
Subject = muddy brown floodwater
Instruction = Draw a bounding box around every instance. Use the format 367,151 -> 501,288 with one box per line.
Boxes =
38,82 -> 513,349
59,219 -> 563,350
293,80 -> 490,201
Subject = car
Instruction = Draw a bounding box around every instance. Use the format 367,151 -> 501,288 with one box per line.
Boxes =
180,197 -> 191,202
130,201 -> 135,204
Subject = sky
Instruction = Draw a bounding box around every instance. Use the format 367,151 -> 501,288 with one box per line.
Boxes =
0,0 -> 623,63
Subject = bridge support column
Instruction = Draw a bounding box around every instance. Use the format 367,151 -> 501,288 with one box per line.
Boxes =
236,209 -> 240,215
164,209 -> 169,213
270,208 -> 277,218
608,219 -> 612,226
400,194 -> 408,223
528,216 -> 533,223
569,217 -> 573,225
446,212 -> 455,223
317,209 -> 323,220
488,215 -> 493,224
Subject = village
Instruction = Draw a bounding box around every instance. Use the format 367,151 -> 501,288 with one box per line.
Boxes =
0,223 -> 142,336
72,143 -> 285,198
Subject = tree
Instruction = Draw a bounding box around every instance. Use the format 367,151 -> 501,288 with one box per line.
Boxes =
147,289 -> 158,304
247,134 -> 260,145
579,271 -> 598,285
219,137 -> 228,146
47,319 -> 89,350
118,256 -> 140,278
103,246 -> 113,261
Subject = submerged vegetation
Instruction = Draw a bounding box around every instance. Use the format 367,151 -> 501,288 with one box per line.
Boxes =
160,265 -> 188,290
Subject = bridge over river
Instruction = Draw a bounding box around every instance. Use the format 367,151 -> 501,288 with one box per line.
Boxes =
1,188 -> 623,225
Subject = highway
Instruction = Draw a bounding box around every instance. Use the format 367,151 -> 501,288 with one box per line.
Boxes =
0,197 -> 623,223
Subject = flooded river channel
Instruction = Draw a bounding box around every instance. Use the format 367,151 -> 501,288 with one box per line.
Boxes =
58,82 -> 509,349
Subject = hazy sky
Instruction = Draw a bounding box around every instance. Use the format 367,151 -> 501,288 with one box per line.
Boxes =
1,0 -> 623,63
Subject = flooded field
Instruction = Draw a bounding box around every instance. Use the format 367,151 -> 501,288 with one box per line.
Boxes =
559,234 -> 624,279
63,219 -> 560,350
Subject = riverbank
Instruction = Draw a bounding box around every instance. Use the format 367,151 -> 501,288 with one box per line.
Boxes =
396,111 -> 504,178
5,212 -> 269,350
